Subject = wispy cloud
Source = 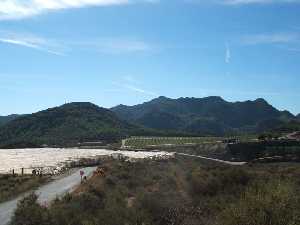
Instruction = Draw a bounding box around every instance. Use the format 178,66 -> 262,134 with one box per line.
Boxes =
186,0 -> 300,5
122,83 -> 158,96
219,0 -> 300,5
0,30 -> 154,55
0,0 -> 156,20
122,75 -> 139,83
282,47 -> 300,53
112,76 -> 158,96
241,33 -> 299,45
225,43 -> 231,63
81,38 -> 153,54
0,31 -> 66,55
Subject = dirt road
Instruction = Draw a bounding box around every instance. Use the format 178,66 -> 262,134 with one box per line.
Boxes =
0,167 -> 97,225
176,153 -> 247,166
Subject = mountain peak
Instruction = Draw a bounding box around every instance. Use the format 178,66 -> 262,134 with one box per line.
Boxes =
157,96 -> 169,99
204,96 -> 225,102
254,98 -> 269,104
150,96 -> 171,103
57,102 -> 111,114
61,102 -> 98,108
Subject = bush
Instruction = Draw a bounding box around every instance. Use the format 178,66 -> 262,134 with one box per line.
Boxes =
189,167 -> 251,197
217,180 -> 300,225
137,192 -> 187,225
10,193 -> 52,225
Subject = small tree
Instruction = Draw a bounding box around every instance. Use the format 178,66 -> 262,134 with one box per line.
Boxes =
10,193 -> 52,225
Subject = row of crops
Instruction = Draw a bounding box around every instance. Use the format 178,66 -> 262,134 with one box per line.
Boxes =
124,137 -> 224,149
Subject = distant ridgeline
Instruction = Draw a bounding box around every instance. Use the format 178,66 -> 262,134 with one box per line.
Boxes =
112,96 -> 298,136
0,97 -> 299,148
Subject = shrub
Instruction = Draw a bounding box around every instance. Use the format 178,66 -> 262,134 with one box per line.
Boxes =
217,180 -> 300,225
189,167 -> 251,197
10,193 -> 52,225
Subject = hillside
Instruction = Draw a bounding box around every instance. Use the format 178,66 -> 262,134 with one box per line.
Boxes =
111,96 -> 295,135
0,103 -> 143,148
297,114 -> 300,121
0,115 -> 20,127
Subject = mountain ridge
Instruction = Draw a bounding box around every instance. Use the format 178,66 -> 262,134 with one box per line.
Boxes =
111,96 -> 295,135
0,114 -> 20,127
0,102 -> 139,148
0,97 -> 297,148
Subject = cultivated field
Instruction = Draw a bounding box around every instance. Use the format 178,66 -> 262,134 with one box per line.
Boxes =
123,136 -> 224,149
123,135 -> 258,149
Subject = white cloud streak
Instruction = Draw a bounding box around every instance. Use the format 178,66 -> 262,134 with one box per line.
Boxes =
87,38 -> 153,54
283,47 -> 300,52
113,77 -> 158,97
122,75 -> 139,83
122,84 -> 158,96
0,0 -> 156,20
186,0 -> 300,5
241,33 -> 299,45
219,0 -> 300,5
0,30 -> 153,55
0,32 -> 65,55
225,43 -> 231,63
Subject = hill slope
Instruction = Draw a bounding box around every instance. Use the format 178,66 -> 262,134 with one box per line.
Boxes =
111,96 -> 295,135
0,115 -> 20,127
0,103 -> 141,148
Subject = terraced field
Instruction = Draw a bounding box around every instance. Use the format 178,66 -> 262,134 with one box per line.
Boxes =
123,135 -> 257,149
123,136 -> 224,149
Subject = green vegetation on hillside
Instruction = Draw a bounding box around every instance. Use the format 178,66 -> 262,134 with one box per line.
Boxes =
112,96 -> 295,136
10,158 -> 300,225
0,115 -> 20,127
0,98 -> 298,148
0,103 -> 153,148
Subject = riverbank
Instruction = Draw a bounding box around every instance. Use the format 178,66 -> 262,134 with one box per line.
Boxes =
9,156 -> 300,225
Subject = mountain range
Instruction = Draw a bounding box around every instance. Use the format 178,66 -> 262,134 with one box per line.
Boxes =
0,96 -> 298,148
0,103 -> 148,148
111,96 -> 296,135
0,115 -> 20,127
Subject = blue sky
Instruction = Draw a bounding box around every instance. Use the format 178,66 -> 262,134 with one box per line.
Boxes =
0,0 -> 300,115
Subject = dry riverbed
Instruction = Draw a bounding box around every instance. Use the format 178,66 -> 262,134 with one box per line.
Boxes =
0,148 -> 174,174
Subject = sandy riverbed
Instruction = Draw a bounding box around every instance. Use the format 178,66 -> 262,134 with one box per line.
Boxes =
0,148 -> 173,174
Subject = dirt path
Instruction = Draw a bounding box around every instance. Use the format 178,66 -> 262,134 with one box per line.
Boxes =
0,167 -> 97,225
176,153 -> 247,166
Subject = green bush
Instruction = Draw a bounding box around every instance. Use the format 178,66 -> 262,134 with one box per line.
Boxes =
217,180 -> 300,225
189,167 -> 251,197
10,193 -> 52,225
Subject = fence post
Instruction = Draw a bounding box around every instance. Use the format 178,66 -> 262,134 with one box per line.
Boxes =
21,168 -> 24,176
12,169 -> 15,176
